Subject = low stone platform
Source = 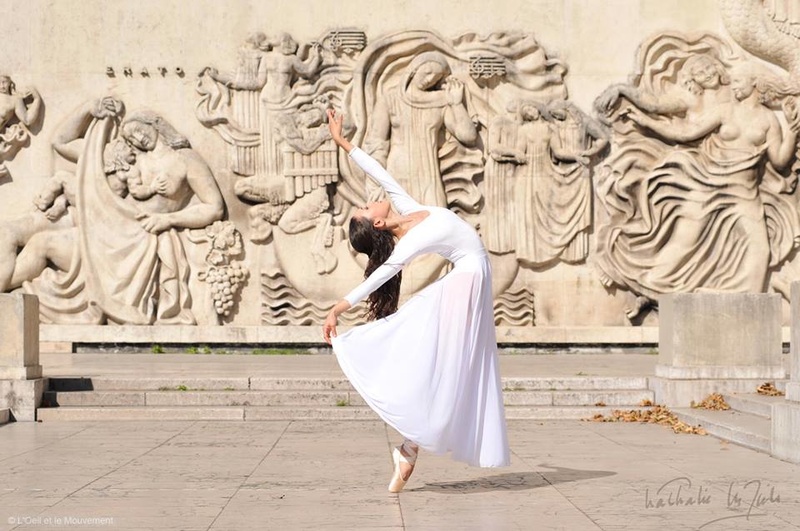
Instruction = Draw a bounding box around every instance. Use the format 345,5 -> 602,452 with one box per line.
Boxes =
0,408 -> 9,426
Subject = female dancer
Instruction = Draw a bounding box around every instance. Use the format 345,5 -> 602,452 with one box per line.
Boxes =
322,109 -> 510,493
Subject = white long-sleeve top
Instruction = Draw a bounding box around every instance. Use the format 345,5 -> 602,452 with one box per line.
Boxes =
342,147 -> 488,307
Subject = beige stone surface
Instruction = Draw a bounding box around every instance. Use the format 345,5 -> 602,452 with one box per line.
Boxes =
0,378 -> 45,422
0,294 -> 41,380
659,293 -> 783,369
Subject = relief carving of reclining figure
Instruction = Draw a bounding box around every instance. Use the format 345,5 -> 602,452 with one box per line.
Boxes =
0,97 -> 225,324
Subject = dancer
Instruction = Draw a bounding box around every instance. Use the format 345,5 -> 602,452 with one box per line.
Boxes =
322,109 -> 510,493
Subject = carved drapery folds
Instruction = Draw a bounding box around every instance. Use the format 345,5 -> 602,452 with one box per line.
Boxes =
1,99 -> 229,325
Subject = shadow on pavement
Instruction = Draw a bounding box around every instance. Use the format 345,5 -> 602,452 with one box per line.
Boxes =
409,465 -> 615,494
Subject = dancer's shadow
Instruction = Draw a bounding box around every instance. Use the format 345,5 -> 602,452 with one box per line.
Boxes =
409,465 -> 616,494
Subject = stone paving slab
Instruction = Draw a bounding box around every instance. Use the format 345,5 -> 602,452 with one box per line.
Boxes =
1,419 -> 799,530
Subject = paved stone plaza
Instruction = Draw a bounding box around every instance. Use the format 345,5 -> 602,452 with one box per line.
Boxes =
0,353 -> 799,530
1,417 -> 799,530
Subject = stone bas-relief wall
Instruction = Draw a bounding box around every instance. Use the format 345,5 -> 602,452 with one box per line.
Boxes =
1,0 -> 799,334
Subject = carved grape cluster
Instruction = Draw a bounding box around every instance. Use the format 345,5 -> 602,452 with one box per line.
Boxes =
201,263 -> 249,317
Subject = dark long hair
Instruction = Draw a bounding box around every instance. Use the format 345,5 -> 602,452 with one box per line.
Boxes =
349,216 -> 401,320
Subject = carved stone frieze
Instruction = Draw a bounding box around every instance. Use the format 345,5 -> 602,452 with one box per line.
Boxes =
0,98 -> 226,325
593,31 -> 800,320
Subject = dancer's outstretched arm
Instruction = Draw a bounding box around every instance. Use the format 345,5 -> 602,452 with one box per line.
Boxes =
322,236 -> 420,344
327,109 -> 423,215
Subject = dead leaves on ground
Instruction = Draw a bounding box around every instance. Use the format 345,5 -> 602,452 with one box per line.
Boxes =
691,393 -> 730,410
757,382 -> 784,396
585,398 -> 707,435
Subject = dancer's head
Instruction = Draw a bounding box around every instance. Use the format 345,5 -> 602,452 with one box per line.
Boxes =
349,207 -> 401,321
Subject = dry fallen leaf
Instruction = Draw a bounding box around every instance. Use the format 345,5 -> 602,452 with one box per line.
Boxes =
757,382 -> 784,396
691,393 -> 730,411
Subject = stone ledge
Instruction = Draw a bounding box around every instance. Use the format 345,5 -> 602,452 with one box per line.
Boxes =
655,365 -> 786,379
40,325 -> 668,345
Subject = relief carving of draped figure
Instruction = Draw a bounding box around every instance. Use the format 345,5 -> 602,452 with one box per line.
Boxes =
593,32 -> 800,320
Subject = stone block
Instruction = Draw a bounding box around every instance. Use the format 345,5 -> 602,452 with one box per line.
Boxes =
787,382 -> 800,403
771,402 -> 800,464
0,294 -> 41,380
790,282 -> 800,389
0,378 -> 46,422
659,293 -> 782,371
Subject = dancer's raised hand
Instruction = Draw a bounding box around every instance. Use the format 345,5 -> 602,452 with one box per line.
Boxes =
326,109 -> 353,152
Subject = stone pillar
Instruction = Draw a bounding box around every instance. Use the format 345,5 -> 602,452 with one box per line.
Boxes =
772,283 -> 800,463
652,293 -> 784,407
0,294 -> 45,421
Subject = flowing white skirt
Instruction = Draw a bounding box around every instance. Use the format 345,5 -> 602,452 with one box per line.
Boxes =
332,254 -> 511,467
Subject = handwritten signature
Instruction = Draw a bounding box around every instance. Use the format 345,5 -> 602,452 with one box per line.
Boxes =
644,477 -> 781,529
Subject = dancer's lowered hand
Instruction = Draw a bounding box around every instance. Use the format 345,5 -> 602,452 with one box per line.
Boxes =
322,299 -> 351,345
323,311 -> 338,344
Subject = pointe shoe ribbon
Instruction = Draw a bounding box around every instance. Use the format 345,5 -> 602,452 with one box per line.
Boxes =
388,443 -> 417,493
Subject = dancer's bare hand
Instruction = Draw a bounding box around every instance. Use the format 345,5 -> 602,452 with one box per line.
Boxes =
326,109 -> 353,151
322,311 -> 338,344
327,109 -> 344,141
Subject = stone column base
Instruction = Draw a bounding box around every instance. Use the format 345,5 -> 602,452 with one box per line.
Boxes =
772,402 -> 800,464
650,377 -> 776,408
0,378 -> 46,422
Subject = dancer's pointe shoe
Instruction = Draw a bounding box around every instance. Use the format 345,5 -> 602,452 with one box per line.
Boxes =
388,443 -> 417,493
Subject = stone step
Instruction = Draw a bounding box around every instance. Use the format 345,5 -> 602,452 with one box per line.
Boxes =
0,408 -> 10,425
35,404 -> 654,422
43,390 -> 363,408
42,388 -> 654,408
672,408 -> 771,454
46,376 -> 651,392
723,393 -> 787,419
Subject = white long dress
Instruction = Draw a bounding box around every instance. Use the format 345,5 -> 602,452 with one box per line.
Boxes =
331,147 -> 511,468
